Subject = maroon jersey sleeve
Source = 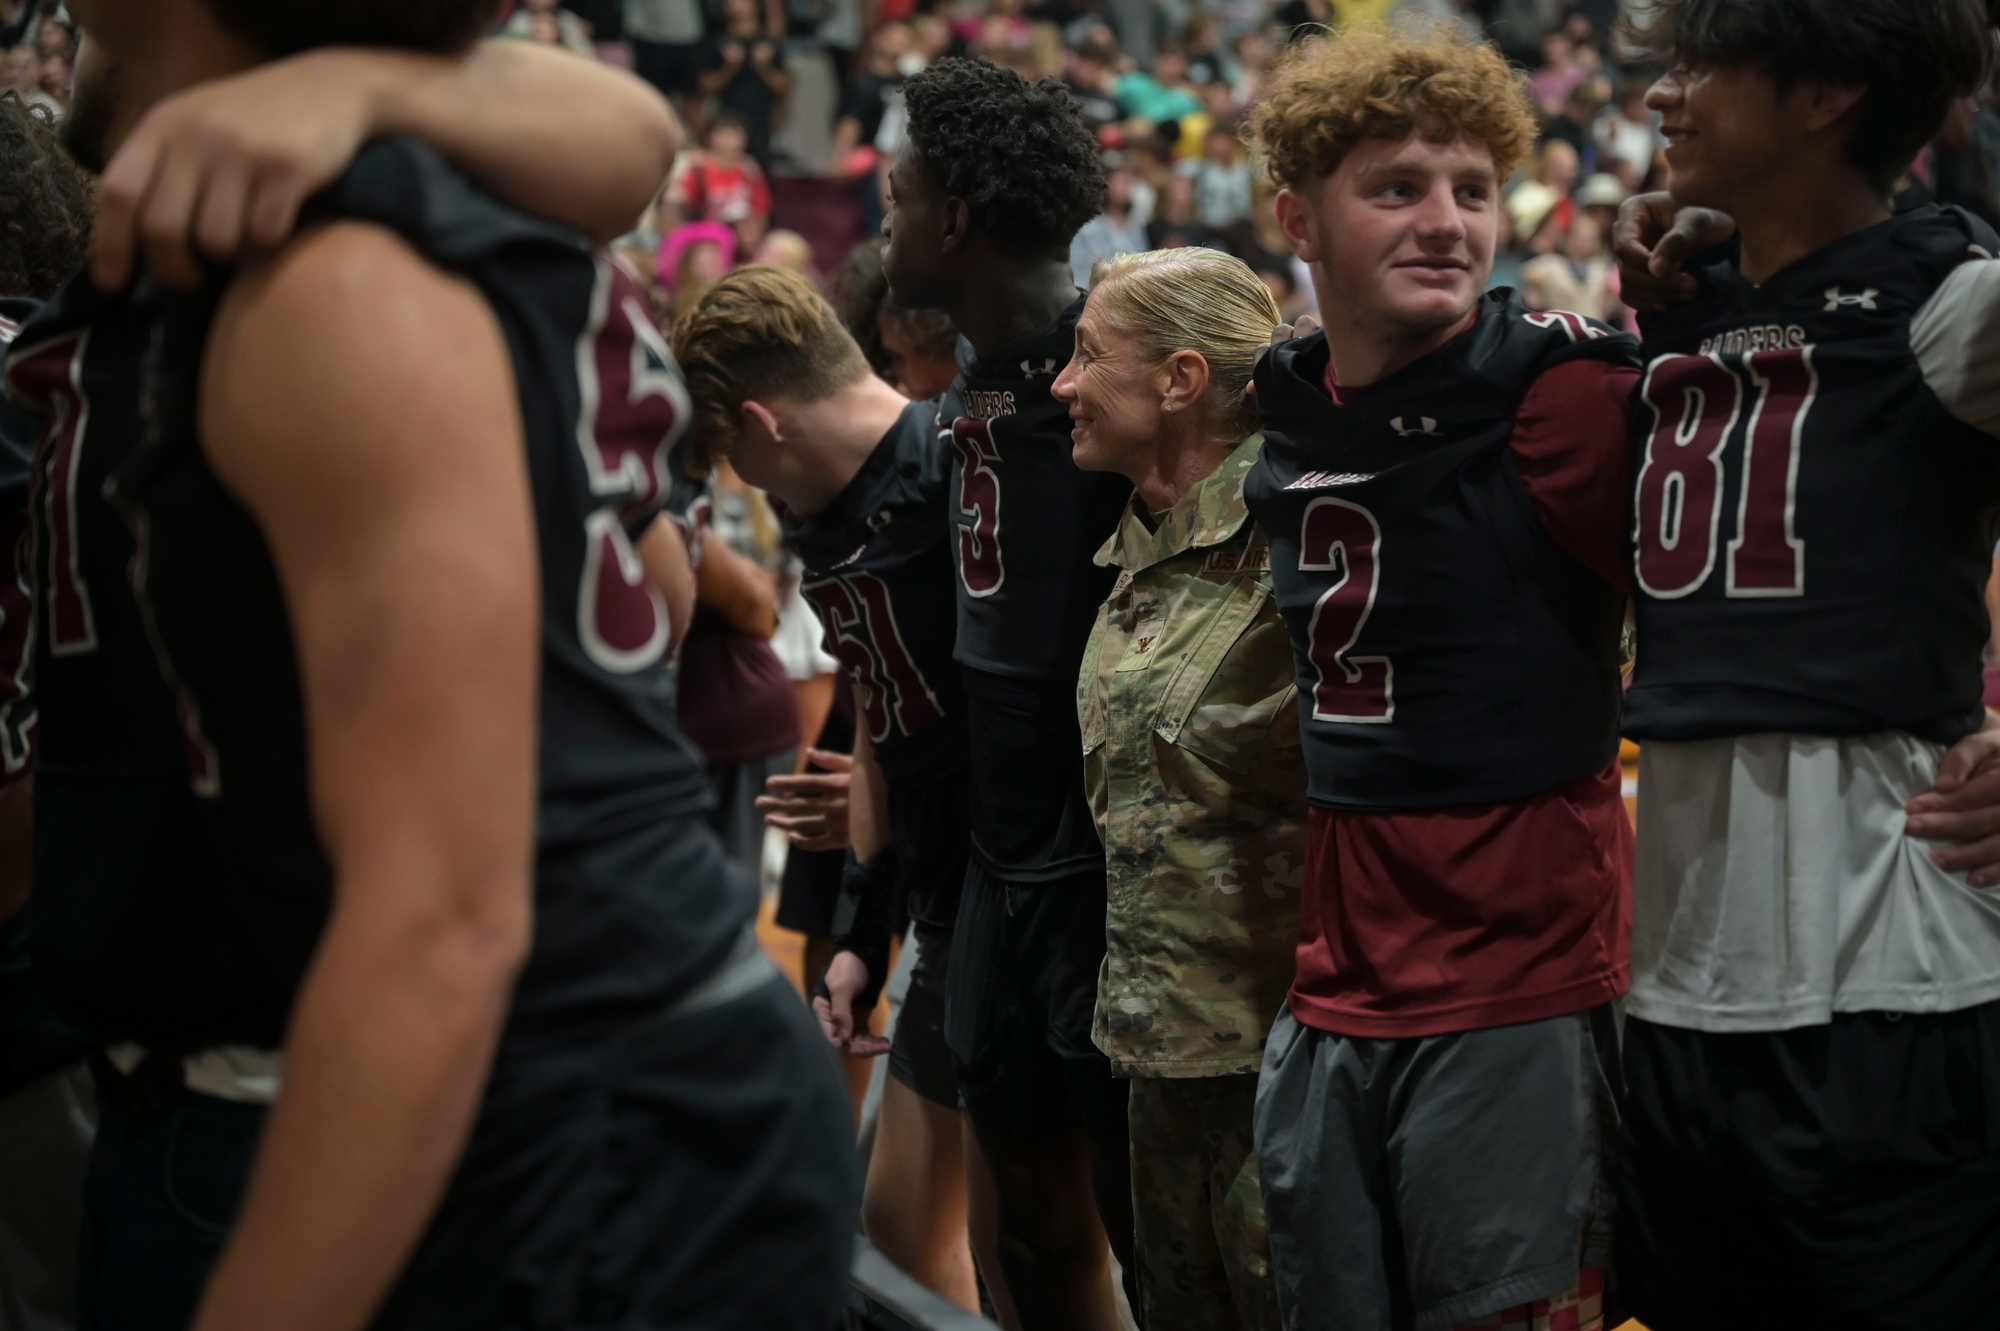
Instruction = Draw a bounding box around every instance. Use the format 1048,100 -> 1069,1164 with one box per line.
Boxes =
1508,359 -> 1642,595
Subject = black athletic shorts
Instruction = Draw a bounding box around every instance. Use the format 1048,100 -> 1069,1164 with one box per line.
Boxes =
945,863 -> 1127,1148
888,920 -> 959,1108
80,946 -> 858,1331
1616,1006 -> 2000,1331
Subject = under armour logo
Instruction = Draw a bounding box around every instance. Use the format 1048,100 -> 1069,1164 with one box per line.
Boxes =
1823,286 -> 1879,311
1390,416 -> 1440,438
1021,358 -> 1061,378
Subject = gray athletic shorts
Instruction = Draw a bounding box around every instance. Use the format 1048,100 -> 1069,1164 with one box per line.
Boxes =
1252,1003 -> 1617,1331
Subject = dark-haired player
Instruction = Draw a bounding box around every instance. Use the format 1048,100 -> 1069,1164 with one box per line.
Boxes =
0,91 -> 89,1331
673,263 -> 994,1316
1609,1 -> 2000,1325
4,5 -> 855,1329
882,55 -> 1136,1331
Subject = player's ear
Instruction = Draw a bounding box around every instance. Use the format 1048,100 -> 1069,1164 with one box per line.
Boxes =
740,399 -> 782,445
937,195 -> 973,257
1799,79 -> 1868,136
1275,187 -> 1321,264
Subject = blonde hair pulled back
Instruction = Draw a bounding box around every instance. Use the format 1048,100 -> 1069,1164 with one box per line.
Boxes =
1087,247 -> 1282,443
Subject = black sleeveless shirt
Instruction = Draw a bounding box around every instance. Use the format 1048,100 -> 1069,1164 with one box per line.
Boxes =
10,139 -> 750,1049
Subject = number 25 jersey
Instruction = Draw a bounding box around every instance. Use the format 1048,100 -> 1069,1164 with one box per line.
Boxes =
1624,205 -> 2000,744
1245,292 -> 1641,812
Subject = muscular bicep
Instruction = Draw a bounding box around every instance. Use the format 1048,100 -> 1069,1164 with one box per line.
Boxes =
199,223 -> 538,928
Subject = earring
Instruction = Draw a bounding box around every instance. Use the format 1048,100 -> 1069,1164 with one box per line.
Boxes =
1163,403 -> 1176,413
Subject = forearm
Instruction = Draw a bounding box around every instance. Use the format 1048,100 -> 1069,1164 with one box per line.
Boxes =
194,885 -> 524,1331
379,41 -> 681,242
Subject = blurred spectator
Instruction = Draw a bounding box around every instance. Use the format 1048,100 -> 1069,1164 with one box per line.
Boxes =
1595,75 -> 1663,191
1230,30 -> 1273,105
830,239 -> 895,376
1189,120 -> 1253,228
0,0 -> 35,52
1072,154 -> 1152,286
661,219 -> 737,324
626,0 -> 708,110
1116,46 -> 1202,124
1574,171 -> 1626,236
1147,173 -> 1215,251
1064,34 -> 1123,129
753,228 -> 817,277
1252,250 -> 1313,323
831,22 -> 912,231
879,303 -> 961,398
1529,30 -> 1590,116
679,482 -> 799,873
1543,77 -> 1607,171
1182,13 -> 1234,87
1489,198 -> 1527,293
665,113 -> 773,248
1520,212 -> 1618,323
0,44 -> 37,93
698,0 -> 791,167
1505,179 -> 1564,258
504,0 -> 596,53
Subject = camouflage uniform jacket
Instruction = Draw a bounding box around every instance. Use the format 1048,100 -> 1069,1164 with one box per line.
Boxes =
1079,435 -> 1306,1078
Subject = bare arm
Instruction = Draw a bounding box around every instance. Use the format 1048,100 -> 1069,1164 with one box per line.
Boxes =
94,40 -> 682,290
636,514 -> 696,657
191,223 -> 538,1331
695,528 -> 780,637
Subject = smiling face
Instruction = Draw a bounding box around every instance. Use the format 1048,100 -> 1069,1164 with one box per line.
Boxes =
1279,126 -> 1497,347
1053,297 -> 1171,479
1645,61 -> 1795,213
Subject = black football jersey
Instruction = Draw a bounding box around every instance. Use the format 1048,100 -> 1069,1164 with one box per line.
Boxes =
4,281 -> 241,1046
1245,291 -> 1641,812
16,138 -> 748,1050
0,297 -> 89,1096
940,299 -> 1131,682
1624,205 -> 2000,744
940,301 -> 1130,880
785,399 -> 968,923
785,399 -> 965,785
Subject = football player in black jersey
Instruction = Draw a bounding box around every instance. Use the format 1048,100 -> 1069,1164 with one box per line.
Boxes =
6,5 -> 854,1330
0,91 -> 92,1331
1606,2 -> 2000,1326
674,263 -> 997,1317
1238,28 -> 1641,1331
881,55 -> 1138,1331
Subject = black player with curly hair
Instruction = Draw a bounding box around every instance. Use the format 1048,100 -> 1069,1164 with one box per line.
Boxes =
880,54 -> 1141,1331
0,95 -> 92,301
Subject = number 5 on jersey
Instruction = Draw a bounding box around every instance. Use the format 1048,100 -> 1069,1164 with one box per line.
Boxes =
1301,496 -> 1393,723
951,417 -> 1004,597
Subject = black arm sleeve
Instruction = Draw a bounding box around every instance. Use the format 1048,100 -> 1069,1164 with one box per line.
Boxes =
821,845 -> 899,1015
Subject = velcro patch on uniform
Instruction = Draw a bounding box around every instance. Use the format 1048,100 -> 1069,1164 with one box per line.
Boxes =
1204,546 -> 1271,574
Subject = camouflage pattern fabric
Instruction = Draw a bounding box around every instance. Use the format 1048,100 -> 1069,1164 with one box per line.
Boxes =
1128,1074 -> 1283,1331
1078,434 -> 1306,1077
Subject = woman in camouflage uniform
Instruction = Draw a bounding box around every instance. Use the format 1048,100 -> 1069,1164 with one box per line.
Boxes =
1054,249 -> 1305,1331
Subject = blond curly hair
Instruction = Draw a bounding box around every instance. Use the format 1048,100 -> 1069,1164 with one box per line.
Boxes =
1247,25 -> 1537,191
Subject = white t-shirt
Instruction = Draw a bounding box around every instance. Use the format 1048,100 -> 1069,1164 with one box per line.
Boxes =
1630,255 -> 2000,1033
